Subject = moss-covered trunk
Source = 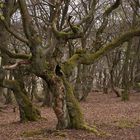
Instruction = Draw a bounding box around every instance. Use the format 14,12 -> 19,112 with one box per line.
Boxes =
0,69 -> 41,122
41,70 -> 85,129
63,77 -> 85,129
13,84 -> 41,122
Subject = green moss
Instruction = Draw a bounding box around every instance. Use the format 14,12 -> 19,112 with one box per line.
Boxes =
62,54 -> 79,76
58,31 -> 72,37
1,73 -> 41,122
23,102 -> 41,121
0,14 -> 5,20
79,124 -> 112,137
52,26 -> 73,39
21,105 -> 41,122
53,131 -> 67,137
22,130 -> 42,137
61,77 -> 107,136
0,2 -> 4,8
137,83 -> 140,87
121,91 -> 129,101
72,25 -> 81,32
99,130 -> 112,137
22,129 -> 67,139
62,77 -> 85,129
61,29 -> 140,77
13,82 -> 41,121
116,120 -> 135,129
81,124 -> 100,135
75,49 -> 86,54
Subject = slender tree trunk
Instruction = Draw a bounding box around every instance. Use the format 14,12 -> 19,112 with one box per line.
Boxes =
80,65 -> 94,101
110,67 -> 121,97
122,41 -> 132,101
103,69 -> 109,94
0,87 -> 4,101
4,72 -> 13,104
31,76 -> 43,102
42,80 -> 53,107
4,89 -> 13,104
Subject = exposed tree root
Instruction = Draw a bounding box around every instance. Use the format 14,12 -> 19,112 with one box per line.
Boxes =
79,124 -> 111,137
80,124 -> 100,136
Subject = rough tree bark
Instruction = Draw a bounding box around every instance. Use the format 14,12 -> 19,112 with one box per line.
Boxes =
0,67 -> 41,122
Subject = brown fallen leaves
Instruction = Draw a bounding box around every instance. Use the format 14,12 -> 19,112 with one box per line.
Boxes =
0,92 -> 140,140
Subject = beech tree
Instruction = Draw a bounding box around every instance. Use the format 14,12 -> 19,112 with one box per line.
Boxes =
0,0 -> 140,132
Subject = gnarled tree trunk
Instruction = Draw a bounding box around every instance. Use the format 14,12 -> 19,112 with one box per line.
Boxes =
0,68 -> 41,122
39,65 -> 85,129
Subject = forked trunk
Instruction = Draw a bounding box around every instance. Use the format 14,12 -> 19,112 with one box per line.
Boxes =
42,73 -> 85,129
43,74 -> 70,129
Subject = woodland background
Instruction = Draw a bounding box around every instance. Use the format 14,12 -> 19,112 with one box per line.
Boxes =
0,0 -> 140,139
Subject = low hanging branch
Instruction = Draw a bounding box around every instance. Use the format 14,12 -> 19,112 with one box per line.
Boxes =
1,20 -> 29,44
0,47 -> 30,59
63,28 -> 140,76
96,0 -> 121,36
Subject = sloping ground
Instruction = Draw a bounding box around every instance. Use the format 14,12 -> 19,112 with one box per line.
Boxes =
0,92 -> 140,140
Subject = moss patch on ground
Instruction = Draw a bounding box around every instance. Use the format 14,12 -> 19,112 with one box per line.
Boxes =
115,119 -> 137,129
21,129 -> 68,139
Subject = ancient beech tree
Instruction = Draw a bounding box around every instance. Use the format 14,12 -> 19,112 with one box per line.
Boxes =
0,0 -> 140,132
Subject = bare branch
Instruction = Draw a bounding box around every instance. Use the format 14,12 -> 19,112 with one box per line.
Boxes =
18,0 -> 33,40
1,20 -> 29,44
63,27 -> 140,75
0,47 -> 30,59
96,0 -> 121,36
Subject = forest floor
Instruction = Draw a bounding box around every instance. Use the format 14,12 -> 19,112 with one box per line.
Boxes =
0,91 -> 140,140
